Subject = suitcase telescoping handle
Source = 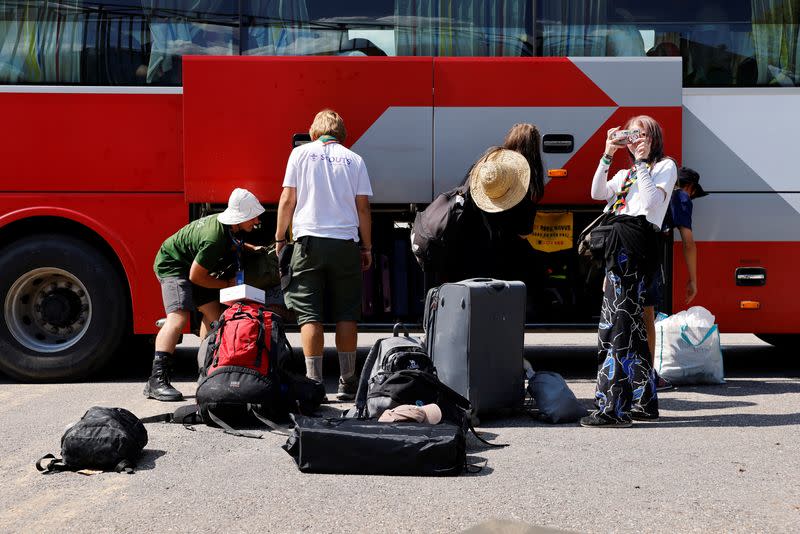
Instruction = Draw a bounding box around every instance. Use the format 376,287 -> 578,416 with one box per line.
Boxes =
463,278 -> 509,292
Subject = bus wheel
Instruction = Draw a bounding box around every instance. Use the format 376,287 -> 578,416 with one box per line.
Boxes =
0,235 -> 127,381
754,334 -> 800,351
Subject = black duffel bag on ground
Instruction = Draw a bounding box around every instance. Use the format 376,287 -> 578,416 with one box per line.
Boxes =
36,407 -> 148,474
283,415 -> 466,476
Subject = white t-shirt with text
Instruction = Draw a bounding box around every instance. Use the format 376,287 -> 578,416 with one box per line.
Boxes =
282,140 -> 373,241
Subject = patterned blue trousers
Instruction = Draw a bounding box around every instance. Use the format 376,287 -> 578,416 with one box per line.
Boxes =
591,249 -> 659,422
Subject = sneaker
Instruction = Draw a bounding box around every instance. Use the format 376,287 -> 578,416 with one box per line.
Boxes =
580,414 -> 632,428
630,409 -> 659,421
336,376 -> 358,401
656,376 -> 674,392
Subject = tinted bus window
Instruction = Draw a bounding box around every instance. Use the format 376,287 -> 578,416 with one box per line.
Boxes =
242,0 -> 532,57
0,0 -> 237,85
537,0 -> 800,87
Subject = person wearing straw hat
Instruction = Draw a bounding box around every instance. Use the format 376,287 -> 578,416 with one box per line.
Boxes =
439,147 -> 531,283
469,148 -> 531,214
144,188 -> 265,402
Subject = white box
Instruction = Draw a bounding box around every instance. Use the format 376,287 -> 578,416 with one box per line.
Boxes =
220,284 -> 265,305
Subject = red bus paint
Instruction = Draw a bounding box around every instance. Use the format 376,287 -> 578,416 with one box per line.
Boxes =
0,195 -> 187,333
182,57 -> 432,203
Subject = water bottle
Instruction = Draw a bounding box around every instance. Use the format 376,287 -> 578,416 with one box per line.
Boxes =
235,269 -> 244,286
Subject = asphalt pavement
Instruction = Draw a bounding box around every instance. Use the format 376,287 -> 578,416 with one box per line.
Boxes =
0,333 -> 798,533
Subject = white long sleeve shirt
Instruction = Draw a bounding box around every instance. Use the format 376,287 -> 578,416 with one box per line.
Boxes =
591,157 -> 678,228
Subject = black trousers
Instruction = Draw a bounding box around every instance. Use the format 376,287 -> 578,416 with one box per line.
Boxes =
592,248 -> 659,421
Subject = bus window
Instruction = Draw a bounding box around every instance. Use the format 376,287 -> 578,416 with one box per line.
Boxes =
536,0 -> 799,87
392,0 -> 532,56
0,0 -> 237,86
241,0 -> 395,57
241,0 -> 533,57
142,1 -> 237,85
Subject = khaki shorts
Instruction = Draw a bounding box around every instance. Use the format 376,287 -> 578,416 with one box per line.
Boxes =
283,236 -> 362,325
158,276 -> 219,314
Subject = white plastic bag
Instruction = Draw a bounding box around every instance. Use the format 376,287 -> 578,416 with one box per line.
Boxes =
655,308 -> 725,385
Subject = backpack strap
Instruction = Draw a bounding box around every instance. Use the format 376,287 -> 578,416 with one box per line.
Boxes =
205,408 -> 263,439
247,404 -> 292,436
468,422 -> 509,448
114,459 -> 135,474
355,338 -> 383,418
254,308 -> 266,369
36,454 -> 68,473
139,404 -> 201,425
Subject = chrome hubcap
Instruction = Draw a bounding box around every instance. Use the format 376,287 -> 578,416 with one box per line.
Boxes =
4,268 -> 92,353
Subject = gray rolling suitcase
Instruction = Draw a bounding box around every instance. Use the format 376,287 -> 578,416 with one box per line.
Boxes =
424,278 -> 526,418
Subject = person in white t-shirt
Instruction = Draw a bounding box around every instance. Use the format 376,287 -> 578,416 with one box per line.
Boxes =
274,110 -> 373,400
581,115 -> 678,428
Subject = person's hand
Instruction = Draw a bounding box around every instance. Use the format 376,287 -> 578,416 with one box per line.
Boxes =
685,280 -> 697,304
605,127 -> 621,156
360,248 -> 372,271
275,241 -> 286,257
633,136 -> 651,161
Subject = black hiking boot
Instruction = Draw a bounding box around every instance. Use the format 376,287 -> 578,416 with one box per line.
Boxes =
143,355 -> 183,402
336,376 -> 358,401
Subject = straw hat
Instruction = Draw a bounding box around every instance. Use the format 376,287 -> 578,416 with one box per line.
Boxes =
469,149 -> 530,213
218,188 -> 265,225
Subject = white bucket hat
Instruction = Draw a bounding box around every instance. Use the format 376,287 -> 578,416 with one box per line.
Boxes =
469,149 -> 530,213
217,188 -> 265,225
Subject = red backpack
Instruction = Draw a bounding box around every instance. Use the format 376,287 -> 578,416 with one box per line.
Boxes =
196,302 -> 323,434
206,302 -> 273,375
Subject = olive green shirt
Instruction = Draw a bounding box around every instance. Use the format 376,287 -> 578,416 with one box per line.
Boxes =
154,214 -> 230,279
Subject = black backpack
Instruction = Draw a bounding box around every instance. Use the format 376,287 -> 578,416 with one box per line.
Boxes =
37,407 -> 148,474
410,185 -> 469,273
354,324 -> 470,426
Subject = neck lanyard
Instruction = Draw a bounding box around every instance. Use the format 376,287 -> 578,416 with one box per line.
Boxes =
611,164 -> 650,214
228,229 -> 243,272
319,135 -> 338,145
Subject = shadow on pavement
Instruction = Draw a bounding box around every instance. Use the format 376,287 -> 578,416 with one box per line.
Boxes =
657,398 -> 757,411
648,412 -> 800,428
137,449 -> 167,471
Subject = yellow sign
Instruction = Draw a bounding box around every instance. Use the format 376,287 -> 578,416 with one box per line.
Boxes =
527,211 -> 573,253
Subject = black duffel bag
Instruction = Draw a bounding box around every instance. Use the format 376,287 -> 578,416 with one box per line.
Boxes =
283,415 -> 466,476
36,407 -> 148,474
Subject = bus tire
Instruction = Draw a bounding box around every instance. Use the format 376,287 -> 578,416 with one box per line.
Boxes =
754,334 -> 800,350
0,234 -> 127,381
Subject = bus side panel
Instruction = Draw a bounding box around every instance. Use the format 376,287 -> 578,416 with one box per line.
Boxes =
0,93 -> 183,193
181,56 -> 433,204
673,241 -> 800,334
0,194 -> 187,334
432,58 -> 682,202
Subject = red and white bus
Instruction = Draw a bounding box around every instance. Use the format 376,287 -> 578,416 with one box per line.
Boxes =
1,1 -> 798,380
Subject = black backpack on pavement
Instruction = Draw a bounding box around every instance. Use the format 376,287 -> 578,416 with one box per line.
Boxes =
37,407 -> 148,474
